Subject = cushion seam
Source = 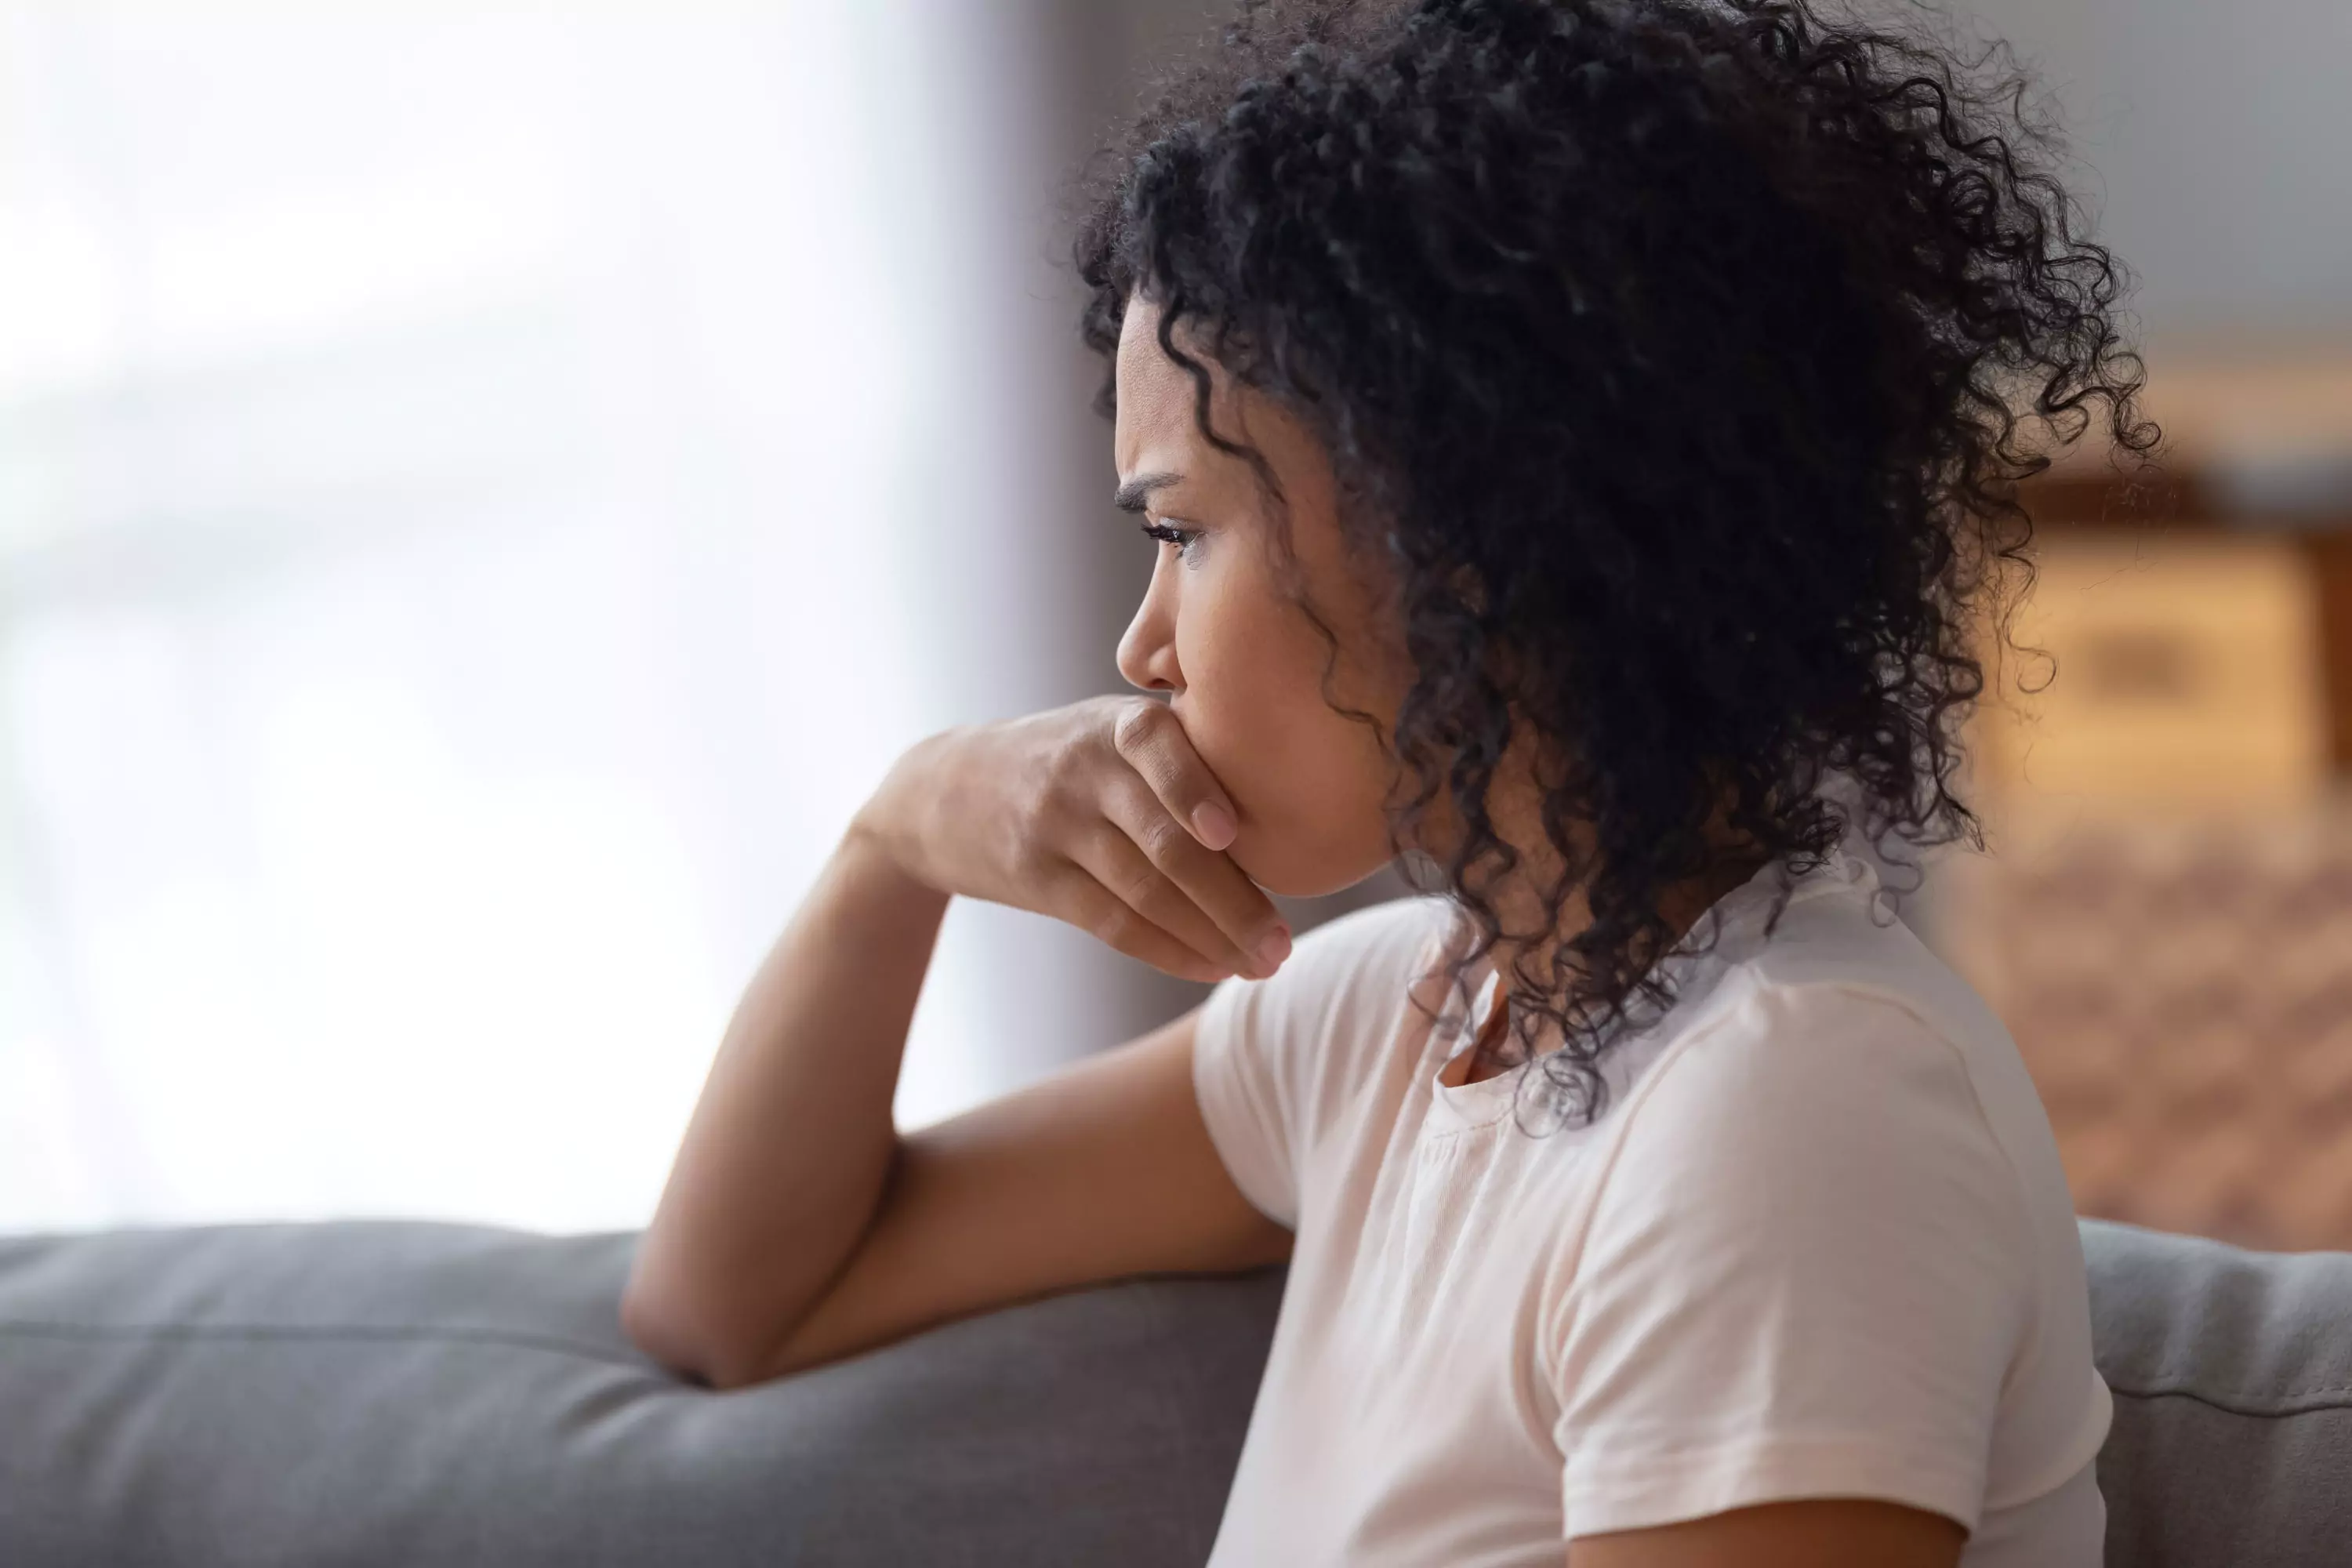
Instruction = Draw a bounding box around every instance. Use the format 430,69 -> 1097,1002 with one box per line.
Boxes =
0,1319 -> 649,1369
2107,1381 -> 2352,1418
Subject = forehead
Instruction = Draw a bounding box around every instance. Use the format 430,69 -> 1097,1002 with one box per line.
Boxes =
1114,293 -> 1225,470
1111,295 -> 1350,537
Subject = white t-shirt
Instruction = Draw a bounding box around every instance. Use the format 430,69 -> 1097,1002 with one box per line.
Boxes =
1189,845 -> 2111,1566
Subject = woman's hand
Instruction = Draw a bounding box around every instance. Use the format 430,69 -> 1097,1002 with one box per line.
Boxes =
854,695 -> 1292,984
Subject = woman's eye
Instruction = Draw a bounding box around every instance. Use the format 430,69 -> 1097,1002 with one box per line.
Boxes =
1140,520 -> 1203,559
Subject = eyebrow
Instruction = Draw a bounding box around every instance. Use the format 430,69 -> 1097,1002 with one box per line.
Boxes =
1113,470 -> 1184,514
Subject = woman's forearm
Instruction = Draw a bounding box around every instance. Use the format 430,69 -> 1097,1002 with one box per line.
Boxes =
619,702 -> 1275,1385
621,815 -> 950,1385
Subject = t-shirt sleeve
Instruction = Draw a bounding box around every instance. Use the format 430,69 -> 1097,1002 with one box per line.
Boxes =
1190,895 -> 1455,1232
1546,978 -> 2038,1542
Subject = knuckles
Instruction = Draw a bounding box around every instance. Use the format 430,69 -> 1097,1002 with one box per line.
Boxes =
1109,696 -> 1170,759
1133,815 -> 1192,867
1114,858 -> 1171,913
1090,902 -> 1140,952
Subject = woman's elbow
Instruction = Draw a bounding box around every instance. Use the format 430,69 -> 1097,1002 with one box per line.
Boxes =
619,1269 -> 770,1390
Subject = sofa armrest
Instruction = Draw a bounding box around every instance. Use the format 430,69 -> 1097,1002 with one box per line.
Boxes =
0,1219 -> 1286,1568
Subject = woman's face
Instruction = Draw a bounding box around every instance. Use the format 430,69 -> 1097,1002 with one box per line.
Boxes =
1112,291 -> 1412,898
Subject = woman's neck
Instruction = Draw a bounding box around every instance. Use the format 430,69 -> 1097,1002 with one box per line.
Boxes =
1484,845 -> 1771,982
1468,844 -> 1776,1072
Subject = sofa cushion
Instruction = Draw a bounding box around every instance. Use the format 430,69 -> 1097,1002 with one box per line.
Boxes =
2082,1217 -> 2352,1567
0,1220 -> 1283,1567
5,1216 -> 2350,1566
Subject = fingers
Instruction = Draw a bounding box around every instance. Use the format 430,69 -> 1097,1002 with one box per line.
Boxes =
1103,815 -> 1289,979
1105,701 -> 1292,972
1099,789 -> 1292,978
1112,700 -> 1241,852
1064,823 -> 1266,980
1053,863 -> 1235,985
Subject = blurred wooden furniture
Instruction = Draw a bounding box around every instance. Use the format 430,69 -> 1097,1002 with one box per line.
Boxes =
1936,350 -> 2352,1251
1942,797 -> 2352,1251
1968,528 -> 2331,802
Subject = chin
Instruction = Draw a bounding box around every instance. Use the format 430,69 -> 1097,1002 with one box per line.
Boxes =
1231,829 -> 1393,902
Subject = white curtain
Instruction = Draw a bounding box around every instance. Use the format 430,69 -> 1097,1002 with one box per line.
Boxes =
0,2 -> 1125,1233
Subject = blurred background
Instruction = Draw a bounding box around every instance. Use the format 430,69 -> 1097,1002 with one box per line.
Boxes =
2,0 -> 2347,1246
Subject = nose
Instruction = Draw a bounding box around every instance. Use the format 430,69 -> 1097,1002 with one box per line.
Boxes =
1115,566 -> 1181,694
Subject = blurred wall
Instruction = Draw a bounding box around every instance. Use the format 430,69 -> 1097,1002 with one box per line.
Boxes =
0,1 -> 1203,1232
1076,0 -> 2352,345
1946,0 -> 2352,345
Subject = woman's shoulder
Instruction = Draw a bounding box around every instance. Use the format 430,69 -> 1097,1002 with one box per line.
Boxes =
1546,956 -> 2104,1544
1695,866 -> 2078,1225
1629,879 -> 2054,1208
1640,847 -> 2041,1136
1553,901 -> 2110,1517
1580,909 -> 2085,1343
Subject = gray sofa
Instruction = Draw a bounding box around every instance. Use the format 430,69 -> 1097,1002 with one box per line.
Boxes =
0,1218 -> 2344,1566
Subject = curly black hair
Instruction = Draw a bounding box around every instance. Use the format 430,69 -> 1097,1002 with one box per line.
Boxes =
1064,0 -> 2161,1131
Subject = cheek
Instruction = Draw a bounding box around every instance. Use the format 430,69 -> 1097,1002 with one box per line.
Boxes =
1173,576 -> 1398,891
1174,578 -> 1323,788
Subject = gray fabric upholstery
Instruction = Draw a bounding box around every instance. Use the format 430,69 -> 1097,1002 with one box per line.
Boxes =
2082,1218 -> 2352,1567
0,1221 -> 1280,1566
0,1215 -> 2347,1566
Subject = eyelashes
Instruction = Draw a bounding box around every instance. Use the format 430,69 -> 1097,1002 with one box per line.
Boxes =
1140,519 -> 1204,561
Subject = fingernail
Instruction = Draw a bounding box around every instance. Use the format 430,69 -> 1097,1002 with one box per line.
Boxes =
1253,926 -> 1291,971
1192,800 -> 1236,850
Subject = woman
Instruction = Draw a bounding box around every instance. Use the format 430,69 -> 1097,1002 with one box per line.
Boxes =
622,2 -> 2159,1563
